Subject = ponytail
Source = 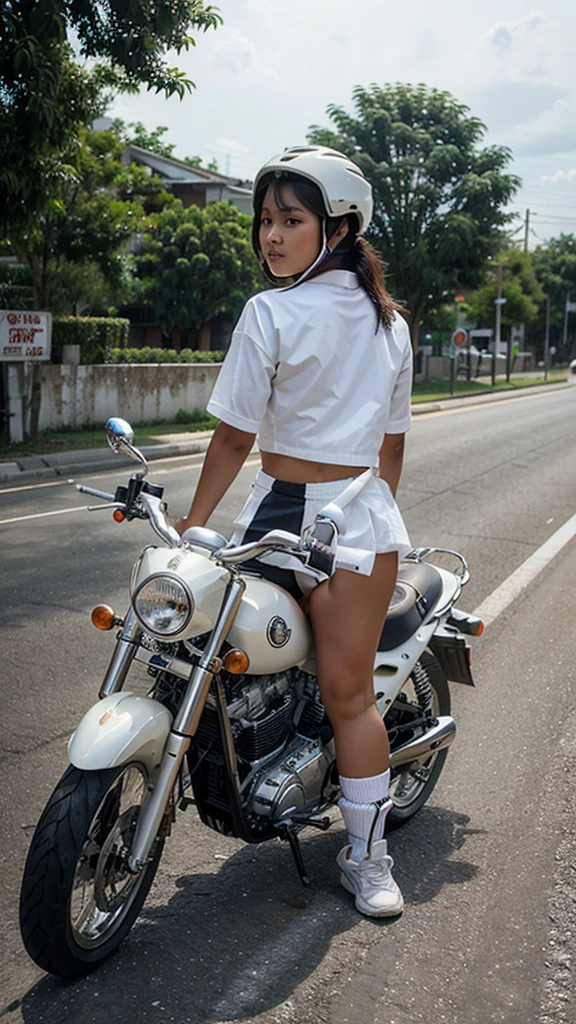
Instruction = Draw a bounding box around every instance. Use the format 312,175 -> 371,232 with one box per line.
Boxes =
306,220 -> 403,332
346,236 -> 401,332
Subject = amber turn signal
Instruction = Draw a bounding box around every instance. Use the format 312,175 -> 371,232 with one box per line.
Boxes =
474,620 -> 484,637
91,604 -> 116,631
113,509 -> 126,523
223,648 -> 250,674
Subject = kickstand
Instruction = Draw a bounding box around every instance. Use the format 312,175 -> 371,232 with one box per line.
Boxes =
282,827 -> 310,886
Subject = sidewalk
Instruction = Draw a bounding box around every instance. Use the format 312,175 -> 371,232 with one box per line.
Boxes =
1,380 -> 572,487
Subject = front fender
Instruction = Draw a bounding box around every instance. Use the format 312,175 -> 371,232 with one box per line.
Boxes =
68,692 -> 172,773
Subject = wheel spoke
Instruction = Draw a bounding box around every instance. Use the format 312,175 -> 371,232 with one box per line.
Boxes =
70,766 -> 148,949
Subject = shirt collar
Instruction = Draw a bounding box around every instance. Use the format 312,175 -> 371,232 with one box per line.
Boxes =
307,269 -> 359,289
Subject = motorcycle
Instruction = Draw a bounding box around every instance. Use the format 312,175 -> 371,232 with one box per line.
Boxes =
19,418 -> 482,978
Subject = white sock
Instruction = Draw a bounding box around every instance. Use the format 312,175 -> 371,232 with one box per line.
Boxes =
339,769 -> 392,860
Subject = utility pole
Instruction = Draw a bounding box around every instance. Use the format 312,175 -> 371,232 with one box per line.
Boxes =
493,262 -> 506,387
544,294 -> 550,382
524,209 -> 530,253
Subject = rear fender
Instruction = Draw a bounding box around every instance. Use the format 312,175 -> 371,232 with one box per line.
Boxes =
68,692 -> 172,773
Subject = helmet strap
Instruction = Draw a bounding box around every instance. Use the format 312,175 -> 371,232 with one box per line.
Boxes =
274,221 -> 332,292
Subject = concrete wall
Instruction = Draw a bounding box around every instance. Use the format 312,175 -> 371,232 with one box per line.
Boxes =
37,363 -> 221,429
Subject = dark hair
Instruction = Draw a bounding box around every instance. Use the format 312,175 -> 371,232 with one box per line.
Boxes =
252,171 -> 401,331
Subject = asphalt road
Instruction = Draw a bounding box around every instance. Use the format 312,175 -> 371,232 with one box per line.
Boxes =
1,386 -> 575,1024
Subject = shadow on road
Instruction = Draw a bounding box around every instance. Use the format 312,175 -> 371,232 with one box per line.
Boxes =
12,805 -> 481,1024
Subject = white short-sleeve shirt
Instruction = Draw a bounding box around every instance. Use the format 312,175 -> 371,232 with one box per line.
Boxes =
206,269 -> 413,467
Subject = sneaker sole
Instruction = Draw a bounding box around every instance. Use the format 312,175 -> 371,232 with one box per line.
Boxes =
340,872 -> 404,918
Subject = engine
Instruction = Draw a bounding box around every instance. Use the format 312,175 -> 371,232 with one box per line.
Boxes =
151,653 -> 337,830
225,669 -> 325,761
223,670 -> 337,823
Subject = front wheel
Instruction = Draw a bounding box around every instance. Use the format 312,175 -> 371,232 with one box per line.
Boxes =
20,763 -> 164,978
386,651 -> 451,826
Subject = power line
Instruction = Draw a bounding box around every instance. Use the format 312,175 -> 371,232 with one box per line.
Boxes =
532,214 -> 576,223
509,200 -> 576,212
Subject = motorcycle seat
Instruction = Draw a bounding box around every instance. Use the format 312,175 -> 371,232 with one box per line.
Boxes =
378,561 -> 443,651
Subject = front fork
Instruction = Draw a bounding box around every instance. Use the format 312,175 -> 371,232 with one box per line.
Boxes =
123,572 -> 246,872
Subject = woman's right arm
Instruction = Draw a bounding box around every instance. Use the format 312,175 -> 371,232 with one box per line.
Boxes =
174,421 -> 256,535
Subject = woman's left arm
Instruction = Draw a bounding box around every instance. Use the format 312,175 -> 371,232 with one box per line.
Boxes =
378,433 -> 406,498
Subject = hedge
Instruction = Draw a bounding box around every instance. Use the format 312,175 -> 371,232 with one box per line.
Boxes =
52,317 -> 130,364
106,347 -> 225,364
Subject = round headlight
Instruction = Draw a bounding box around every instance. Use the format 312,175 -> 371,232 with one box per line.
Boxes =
132,574 -> 193,636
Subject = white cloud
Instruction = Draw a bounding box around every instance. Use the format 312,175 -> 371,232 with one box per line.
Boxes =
540,168 -> 576,185
212,29 -> 277,81
510,97 -> 576,156
486,10 -> 549,50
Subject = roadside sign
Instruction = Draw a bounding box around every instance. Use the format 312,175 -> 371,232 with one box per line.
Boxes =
0,310 -> 52,361
452,328 -> 468,347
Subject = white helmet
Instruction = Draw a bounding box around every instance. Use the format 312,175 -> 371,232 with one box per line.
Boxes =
252,145 -> 373,234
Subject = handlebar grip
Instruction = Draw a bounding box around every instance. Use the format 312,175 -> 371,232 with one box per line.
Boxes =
76,484 -> 115,501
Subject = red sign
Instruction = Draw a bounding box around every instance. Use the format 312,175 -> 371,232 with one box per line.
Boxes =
452,328 -> 468,348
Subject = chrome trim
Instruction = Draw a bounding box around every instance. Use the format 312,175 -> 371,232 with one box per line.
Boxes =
215,531 -> 304,566
389,715 -> 456,768
98,609 -> 142,699
139,492 -> 182,548
406,546 -> 470,585
133,647 -> 193,681
127,575 -> 246,872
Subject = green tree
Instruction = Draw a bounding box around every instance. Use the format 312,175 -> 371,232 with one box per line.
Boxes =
0,1 -> 221,230
8,127 -> 173,311
111,120 -> 177,158
183,155 -> 220,172
136,201 -> 261,349
308,83 -> 521,349
532,234 -> 576,356
465,249 -> 544,333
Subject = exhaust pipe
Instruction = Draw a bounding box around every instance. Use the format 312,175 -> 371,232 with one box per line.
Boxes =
389,715 -> 456,768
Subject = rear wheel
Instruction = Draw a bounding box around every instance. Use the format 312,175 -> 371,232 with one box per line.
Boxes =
20,763 -> 164,978
386,651 -> 451,826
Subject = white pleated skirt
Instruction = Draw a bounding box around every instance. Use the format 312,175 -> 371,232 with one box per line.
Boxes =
228,468 -> 411,598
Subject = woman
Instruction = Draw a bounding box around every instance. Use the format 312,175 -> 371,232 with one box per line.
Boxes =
176,146 -> 413,918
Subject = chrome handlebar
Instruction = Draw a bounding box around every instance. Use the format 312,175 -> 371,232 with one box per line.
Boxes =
141,492 -> 182,548
213,529 -> 305,566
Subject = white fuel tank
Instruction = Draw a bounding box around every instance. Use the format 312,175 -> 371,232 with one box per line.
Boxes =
228,577 -> 313,674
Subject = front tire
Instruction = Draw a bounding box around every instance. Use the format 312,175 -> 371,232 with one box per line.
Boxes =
386,651 -> 451,826
20,763 -> 164,978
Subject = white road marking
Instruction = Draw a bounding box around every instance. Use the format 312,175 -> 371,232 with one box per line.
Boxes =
0,478 -> 73,495
473,511 -> 576,627
0,505 -> 88,526
0,458 -> 262,525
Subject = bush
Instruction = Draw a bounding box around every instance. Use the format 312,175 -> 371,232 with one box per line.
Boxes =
106,347 -> 225,364
52,317 -> 130,364
174,408 -> 219,427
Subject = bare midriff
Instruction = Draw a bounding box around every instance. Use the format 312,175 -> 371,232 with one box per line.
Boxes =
260,450 -> 369,484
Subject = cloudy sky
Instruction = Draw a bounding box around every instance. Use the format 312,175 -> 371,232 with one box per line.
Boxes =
109,1 -> 576,247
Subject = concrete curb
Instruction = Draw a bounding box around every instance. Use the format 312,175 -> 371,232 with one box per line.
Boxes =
1,380 -> 571,487
0,437 -> 212,486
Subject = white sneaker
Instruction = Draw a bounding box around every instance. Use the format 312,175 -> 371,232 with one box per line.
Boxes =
336,839 -> 404,918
